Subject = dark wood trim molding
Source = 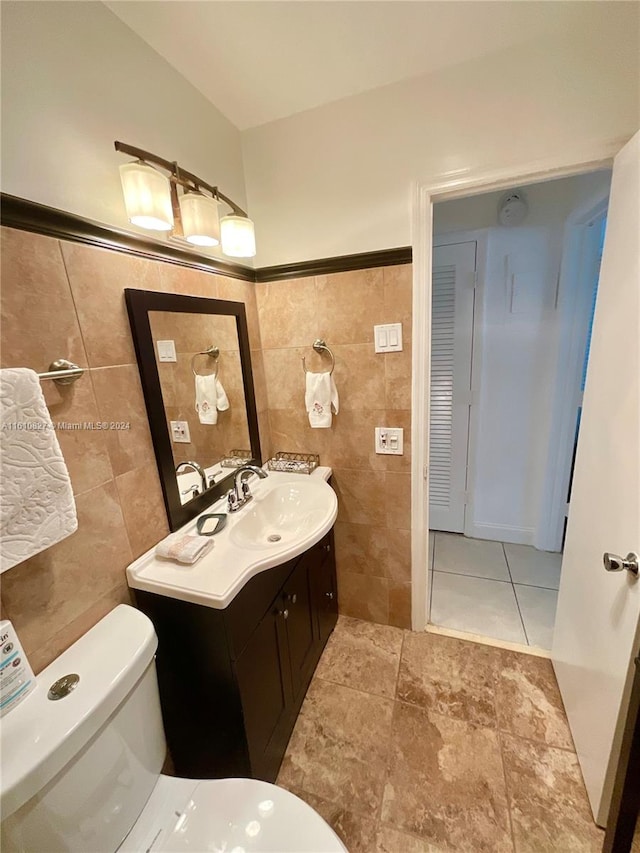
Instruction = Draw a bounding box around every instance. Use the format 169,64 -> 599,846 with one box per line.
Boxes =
0,194 -> 413,280
255,246 -> 413,282
0,194 -> 255,282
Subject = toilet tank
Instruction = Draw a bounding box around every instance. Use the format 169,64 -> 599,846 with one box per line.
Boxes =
0,605 -> 166,853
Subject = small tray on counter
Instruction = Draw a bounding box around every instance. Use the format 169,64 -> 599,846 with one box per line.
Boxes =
265,451 -> 319,475
220,449 -> 253,469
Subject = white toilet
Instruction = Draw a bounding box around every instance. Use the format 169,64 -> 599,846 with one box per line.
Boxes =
0,605 -> 347,852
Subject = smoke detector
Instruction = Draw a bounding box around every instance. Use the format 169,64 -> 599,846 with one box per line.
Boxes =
498,190 -> 528,226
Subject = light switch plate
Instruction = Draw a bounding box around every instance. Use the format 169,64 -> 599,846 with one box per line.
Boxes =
374,323 -> 403,353
170,420 -> 191,443
375,427 -> 404,455
157,340 -> 177,362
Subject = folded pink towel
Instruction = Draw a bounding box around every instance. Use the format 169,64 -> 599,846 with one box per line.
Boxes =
155,533 -> 214,565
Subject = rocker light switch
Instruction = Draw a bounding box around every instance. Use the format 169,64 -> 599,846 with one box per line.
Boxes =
375,427 -> 404,455
374,324 -> 403,353
157,340 -> 177,362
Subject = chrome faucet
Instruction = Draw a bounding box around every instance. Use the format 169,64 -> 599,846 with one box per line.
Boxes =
227,464 -> 268,513
175,461 -> 208,495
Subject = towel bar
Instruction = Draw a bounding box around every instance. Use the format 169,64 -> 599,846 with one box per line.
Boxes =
37,359 -> 84,386
302,339 -> 335,375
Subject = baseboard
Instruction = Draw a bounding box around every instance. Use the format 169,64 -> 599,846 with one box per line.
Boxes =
464,522 -> 535,546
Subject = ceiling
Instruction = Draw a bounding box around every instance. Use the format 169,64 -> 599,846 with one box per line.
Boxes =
106,1 -> 621,131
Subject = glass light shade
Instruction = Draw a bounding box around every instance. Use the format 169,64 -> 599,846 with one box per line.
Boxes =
178,192 -> 220,246
119,161 -> 173,231
220,214 -> 256,258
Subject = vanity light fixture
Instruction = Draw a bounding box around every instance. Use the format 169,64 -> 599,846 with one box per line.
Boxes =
115,141 -> 256,258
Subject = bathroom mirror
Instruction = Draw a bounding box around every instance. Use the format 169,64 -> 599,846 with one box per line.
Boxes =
125,288 -> 261,531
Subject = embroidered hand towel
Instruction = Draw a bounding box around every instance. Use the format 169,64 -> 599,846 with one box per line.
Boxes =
195,374 -> 218,424
305,371 -> 339,428
155,532 -> 214,565
195,375 -> 230,424
0,368 -> 78,574
215,378 -> 229,413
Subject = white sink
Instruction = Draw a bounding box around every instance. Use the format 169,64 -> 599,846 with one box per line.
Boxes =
126,468 -> 338,610
230,481 -> 335,550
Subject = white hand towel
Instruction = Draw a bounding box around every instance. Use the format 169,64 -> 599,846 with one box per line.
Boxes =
305,372 -> 339,428
155,533 -> 214,565
215,379 -> 229,413
0,368 -> 78,574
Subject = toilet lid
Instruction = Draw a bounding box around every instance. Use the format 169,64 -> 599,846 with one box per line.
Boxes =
148,778 -> 347,853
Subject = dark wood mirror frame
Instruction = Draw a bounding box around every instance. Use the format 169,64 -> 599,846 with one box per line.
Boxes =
125,288 -> 261,531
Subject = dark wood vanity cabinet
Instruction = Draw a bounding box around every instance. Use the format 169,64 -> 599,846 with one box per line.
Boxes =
134,527 -> 338,783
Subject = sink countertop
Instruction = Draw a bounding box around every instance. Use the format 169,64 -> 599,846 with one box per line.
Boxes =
126,467 -> 335,609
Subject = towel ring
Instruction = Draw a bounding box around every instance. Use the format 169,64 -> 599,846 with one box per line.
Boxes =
302,339 -> 335,375
191,346 -> 220,378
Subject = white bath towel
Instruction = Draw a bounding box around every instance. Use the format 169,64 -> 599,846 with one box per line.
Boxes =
0,368 -> 78,574
195,375 -> 229,425
155,532 -> 214,565
305,371 -> 339,428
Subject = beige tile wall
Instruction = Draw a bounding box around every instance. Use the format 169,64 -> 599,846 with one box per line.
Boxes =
256,265 -> 412,628
150,311 -> 251,468
0,227 -> 270,672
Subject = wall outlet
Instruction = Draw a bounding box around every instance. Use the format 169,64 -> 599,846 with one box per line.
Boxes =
170,420 -> 191,443
374,323 -> 403,353
375,427 -> 404,455
157,339 -> 177,362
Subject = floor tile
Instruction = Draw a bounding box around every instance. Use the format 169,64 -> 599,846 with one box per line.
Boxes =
501,734 -> 604,852
314,615 -> 404,699
382,702 -> 513,852
504,543 -> 562,589
496,652 -> 574,750
397,631 -> 500,727
514,584 -> 558,649
431,572 -> 527,644
377,825 -> 450,852
277,679 -> 393,815
434,533 -> 510,581
284,786 -> 378,852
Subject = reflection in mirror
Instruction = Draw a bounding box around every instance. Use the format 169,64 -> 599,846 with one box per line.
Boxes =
149,310 -> 251,502
125,289 -> 261,532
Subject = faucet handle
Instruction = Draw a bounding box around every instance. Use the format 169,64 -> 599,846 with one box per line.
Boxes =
227,489 -> 238,512
181,485 -> 201,498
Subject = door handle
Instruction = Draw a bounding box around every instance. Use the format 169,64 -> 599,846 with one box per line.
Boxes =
603,552 -> 639,576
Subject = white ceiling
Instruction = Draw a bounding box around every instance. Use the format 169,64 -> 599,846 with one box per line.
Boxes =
106,1 -> 619,130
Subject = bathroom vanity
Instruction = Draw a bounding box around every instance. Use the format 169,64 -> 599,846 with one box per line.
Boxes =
127,469 -> 338,782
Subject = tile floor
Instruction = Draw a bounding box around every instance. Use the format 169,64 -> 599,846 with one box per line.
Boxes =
279,616 -> 603,852
428,533 -> 562,649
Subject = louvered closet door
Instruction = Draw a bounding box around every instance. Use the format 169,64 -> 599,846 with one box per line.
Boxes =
429,242 -> 476,532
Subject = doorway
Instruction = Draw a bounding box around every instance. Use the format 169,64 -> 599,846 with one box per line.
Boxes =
426,171 -> 611,649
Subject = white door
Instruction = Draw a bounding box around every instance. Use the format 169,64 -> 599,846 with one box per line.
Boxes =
552,131 -> 640,826
429,242 -> 476,532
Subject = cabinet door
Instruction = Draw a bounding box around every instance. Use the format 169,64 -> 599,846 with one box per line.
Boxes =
284,552 -> 318,701
314,534 -> 339,645
235,603 -> 292,779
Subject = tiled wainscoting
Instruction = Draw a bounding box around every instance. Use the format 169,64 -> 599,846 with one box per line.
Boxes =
1,224 -> 414,670
279,616 -> 603,852
0,227 -> 271,672
429,532 -> 561,649
256,265 -> 413,628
